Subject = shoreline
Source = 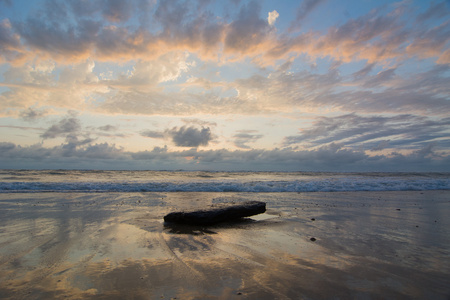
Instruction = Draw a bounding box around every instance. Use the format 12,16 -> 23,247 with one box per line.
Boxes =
1,191 -> 449,299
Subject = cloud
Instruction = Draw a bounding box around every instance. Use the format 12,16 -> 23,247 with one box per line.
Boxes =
0,141 -> 15,151
266,3 -> 448,65
3,60 -> 55,85
14,17 -> 99,62
42,0 -> 70,23
154,0 -> 189,31
142,125 -> 214,148
0,59 -> 108,115
362,67 -> 397,88
2,47 -> 448,120
336,65 -> 450,115
0,19 -> 24,63
141,130 -> 165,139
39,112 -> 129,144
167,126 -> 213,147
116,52 -> 191,86
61,134 -> 96,154
58,59 -> 98,85
267,10 -> 279,26
406,21 -> 450,63
97,125 -> 117,132
224,1 -> 274,56
1,141 -> 449,172
283,113 -> 450,151
151,0 -> 227,59
75,142 -> 125,159
181,118 -> 217,127
370,140 -> 391,151
351,63 -> 375,80
417,1 -> 449,22
20,107 -> 48,121
90,124 -> 130,139
1,0 -> 447,66
0,0 -> 449,173
98,80 -> 268,115
0,0 -> 12,6
289,0 -> 326,31
9,0 -> 155,63
97,59 -> 449,117
40,113 -> 81,139
311,11 -> 403,63
252,63 -> 450,115
102,0 -> 134,23
233,131 -> 263,149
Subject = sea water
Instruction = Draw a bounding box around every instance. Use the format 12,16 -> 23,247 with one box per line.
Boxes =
1,170 -> 450,299
0,170 -> 449,193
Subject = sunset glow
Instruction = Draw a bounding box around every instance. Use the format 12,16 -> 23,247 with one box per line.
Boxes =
0,0 -> 449,171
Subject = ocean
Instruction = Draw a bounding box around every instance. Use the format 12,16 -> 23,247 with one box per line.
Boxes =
1,169 -> 450,298
0,169 -> 449,193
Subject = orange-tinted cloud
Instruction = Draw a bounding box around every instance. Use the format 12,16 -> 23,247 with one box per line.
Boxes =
2,0 -> 446,66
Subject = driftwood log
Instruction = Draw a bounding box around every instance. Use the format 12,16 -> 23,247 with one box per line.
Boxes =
163,201 -> 266,225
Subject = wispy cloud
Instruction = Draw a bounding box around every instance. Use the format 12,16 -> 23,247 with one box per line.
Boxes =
417,1 -> 449,22
284,114 -> 450,151
19,107 -> 49,121
288,0 -> 326,32
233,130 -> 263,149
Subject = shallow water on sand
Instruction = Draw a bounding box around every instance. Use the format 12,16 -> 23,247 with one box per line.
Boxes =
0,191 -> 449,299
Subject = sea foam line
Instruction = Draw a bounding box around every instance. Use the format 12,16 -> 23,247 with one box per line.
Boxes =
0,178 -> 449,193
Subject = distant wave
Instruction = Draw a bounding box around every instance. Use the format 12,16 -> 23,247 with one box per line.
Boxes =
1,177 -> 449,193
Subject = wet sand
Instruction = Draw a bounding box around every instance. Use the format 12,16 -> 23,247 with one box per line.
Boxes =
0,191 -> 449,299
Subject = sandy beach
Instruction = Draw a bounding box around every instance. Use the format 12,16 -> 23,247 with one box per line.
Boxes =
0,191 -> 449,299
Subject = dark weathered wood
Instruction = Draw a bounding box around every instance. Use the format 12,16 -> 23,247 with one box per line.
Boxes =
163,201 -> 266,225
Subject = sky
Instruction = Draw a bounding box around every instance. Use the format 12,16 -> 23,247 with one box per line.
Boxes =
0,0 -> 449,171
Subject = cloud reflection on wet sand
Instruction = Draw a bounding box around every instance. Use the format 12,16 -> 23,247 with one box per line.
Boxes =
0,191 -> 449,299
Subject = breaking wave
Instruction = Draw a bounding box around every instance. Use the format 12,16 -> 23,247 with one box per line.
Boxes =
1,172 -> 449,193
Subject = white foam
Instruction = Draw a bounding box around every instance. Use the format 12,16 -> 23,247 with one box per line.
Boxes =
1,175 -> 449,193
